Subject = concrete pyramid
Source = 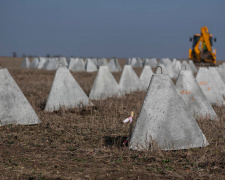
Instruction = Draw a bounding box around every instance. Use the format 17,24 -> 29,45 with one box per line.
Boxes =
45,67 -> 91,111
30,58 -> 39,68
115,58 -> 122,71
99,58 -> 108,66
176,70 -> 218,120
119,65 -> 144,93
173,60 -> 182,75
156,64 -> 169,75
68,58 -> 78,70
69,58 -> 85,72
217,66 -> 225,84
140,65 -> 153,90
73,58 -> 85,72
107,59 -> 119,72
126,58 -> 132,65
165,62 -> 177,79
182,61 -> 193,73
43,59 -> 59,70
85,59 -> 98,72
0,68 -> 40,126
160,58 -> 171,65
196,67 -> 224,106
21,57 -> 30,68
37,57 -> 47,69
131,58 -> 143,67
89,66 -> 123,100
129,74 -> 208,150
58,57 -> 68,67
208,67 -> 225,96
189,60 -> 198,73
144,58 -> 158,68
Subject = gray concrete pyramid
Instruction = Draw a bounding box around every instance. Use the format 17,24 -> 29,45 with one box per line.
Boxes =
131,58 -> 143,67
37,57 -> 47,69
176,70 -> 218,120
45,67 -> 91,111
85,59 -> 98,72
144,58 -> 158,68
182,61 -> 193,73
43,59 -> 59,70
73,58 -> 85,72
208,67 -> 225,96
107,59 -> 119,72
58,57 -> 68,67
119,65 -> 144,93
68,58 -> 78,71
0,68 -> 40,126
165,62 -> 177,79
21,57 -> 30,68
69,58 -> 85,72
156,64 -> 169,75
30,58 -> 39,68
160,58 -> 171,65
126,58 -> 132,65
89,66 -> 123,100
217,66 -> 225,84
196,68 -> 224,106
98,58 -> 108,66
115,58 -> 122,71
140,65 -> 153,90
189,60 -> 198,73
129,74 -> 208,150
92,58 -> 99,67
173,60 -> 182,75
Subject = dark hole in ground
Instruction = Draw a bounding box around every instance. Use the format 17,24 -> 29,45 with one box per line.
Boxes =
103,136 -> 129,147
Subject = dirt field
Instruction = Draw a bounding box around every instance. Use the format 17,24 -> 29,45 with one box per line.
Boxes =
0,57 -> 225,179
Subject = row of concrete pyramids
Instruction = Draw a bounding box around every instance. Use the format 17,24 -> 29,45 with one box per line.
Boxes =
21,57 -> 122,72
156,58 -> 198,79
42,66 -> 218,150
126,57 -> 197,73
0,64 -> 222,151
45,65 -> 152,111
130,70 -> 210,151
0,64 -> 151,125
130,65 -> 225,150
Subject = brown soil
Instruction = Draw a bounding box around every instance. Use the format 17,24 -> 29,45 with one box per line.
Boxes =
0,57 -> 225,179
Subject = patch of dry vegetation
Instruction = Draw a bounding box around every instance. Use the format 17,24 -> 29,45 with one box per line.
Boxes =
0,58 -> 225,179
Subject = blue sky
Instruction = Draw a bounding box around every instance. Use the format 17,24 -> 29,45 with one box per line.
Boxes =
0,0 -> 225,59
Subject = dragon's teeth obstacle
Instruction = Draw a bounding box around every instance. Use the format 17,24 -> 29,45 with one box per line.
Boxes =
45,67 -> 92,111
85,59 -> 98,72
119,65 -> 144,94
89,66 -> 123,100
68,58 -> 85,72
156,64 -> 169,75
21,57 -> 30,68
189,60 -> 198,73
140,65 -> 153,90
129,73 -> 208,150
43,59 -> 59,70
176,70 -> 218,120
37,57 -> 47,69
0,68 -> 40,126
30,58 -> 39,69
107,59 -> 120,72
196,67 -> 224,106
208,67 -> 225,97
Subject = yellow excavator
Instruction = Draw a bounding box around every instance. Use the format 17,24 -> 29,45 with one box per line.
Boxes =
189,26 -> 217,65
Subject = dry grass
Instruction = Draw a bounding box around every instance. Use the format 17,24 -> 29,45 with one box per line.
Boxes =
0,57 -> 225,179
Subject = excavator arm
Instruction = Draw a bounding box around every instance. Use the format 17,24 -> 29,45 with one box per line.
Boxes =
189,26 -> 216,64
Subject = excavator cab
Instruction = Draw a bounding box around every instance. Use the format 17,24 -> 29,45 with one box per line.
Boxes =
189,27 -> 216,65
